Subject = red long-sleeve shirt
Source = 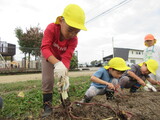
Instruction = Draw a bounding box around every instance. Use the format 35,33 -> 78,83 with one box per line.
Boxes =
41,23 -> 78,69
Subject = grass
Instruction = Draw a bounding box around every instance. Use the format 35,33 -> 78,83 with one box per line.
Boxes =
0,76 -> 91,119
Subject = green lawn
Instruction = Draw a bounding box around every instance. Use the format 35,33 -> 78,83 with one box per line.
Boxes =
0,76 -> 90,119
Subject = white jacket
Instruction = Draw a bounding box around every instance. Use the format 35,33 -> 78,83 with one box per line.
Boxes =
143,45 -> 160,81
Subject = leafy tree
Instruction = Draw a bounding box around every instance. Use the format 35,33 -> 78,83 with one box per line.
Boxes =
90,60 -> 102,67
30,27 -> 43,60
70,53 -> 78,70
15,27 -> 27,68
15,25 -> 43,68
90,60 -> 98,67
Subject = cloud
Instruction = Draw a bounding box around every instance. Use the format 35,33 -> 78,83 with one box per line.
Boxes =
0,0 -> 160,63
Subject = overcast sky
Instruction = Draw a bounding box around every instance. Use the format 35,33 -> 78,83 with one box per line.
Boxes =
0,0 -> 160,64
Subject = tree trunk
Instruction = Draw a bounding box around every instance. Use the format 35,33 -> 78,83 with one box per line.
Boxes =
24,53 -> 26,68
28,53 -> 30,68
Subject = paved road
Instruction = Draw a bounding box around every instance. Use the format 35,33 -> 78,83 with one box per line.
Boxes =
0,69 -> 98,84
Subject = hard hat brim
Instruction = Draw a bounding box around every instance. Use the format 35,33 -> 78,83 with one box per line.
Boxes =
148,65 -> 156,75
138,63 -> 156,75
104,65 -> 130,71
65,18 -> 87,31
55,16 -> 87,31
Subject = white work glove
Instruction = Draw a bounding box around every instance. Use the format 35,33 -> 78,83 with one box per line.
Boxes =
62,76 -> 70,91
57,76 -> 70,92
54,61 -> 67,78
144,84 -> 157,92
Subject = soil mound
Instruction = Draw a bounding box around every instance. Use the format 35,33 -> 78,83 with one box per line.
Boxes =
42,89 -> 160,120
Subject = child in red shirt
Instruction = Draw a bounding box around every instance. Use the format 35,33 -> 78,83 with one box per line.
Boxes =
41,4 -> 87,117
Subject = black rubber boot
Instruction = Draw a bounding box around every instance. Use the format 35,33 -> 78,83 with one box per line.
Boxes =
105,88 -> 115,100
42,93 -> 53,118
77,95 -> 91,106
83,95 -> 91,103
130,86 -> 138,93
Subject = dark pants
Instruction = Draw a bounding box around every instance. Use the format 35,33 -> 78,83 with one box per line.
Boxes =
119,76 -> 139,88
42,56 -> 54,93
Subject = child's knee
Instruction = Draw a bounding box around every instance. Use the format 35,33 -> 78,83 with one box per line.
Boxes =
85,90 -> 97,98
119,76 -> 130,88
112,78 -> 119,86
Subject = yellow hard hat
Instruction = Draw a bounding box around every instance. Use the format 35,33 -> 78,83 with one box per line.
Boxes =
104,57 -> 130,71
55,4 -> 87,31
139,59 -> 158,75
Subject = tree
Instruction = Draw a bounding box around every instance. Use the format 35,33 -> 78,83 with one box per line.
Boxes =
30,27 -> 43,60
90,60 -> 102,67
70,53 -> 78,70
15,27 -> 27,68
15,25 -> 43,68
90,60 -> 98,67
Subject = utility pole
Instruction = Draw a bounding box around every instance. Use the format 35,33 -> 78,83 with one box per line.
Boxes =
75,50 -> 78,69
112,37 -> 114,57
102,50 -> 104,63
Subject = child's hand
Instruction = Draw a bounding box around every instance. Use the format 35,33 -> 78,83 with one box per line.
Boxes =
157,81 -> 160,85
107,83 -> 115,90
145,84 -> 157,92
138,80 -> 146,86
54,61 -> 67,78
115,84 -> 120,89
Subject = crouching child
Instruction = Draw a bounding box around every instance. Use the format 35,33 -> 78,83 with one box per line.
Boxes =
80,57 -> 130,103
119,59 -> 160,93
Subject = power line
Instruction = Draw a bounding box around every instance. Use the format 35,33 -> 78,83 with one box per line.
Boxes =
86,0 -> 133,24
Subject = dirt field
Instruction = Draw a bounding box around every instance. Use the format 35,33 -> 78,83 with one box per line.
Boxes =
43,88 -> 160,120
1,69 -> 160,120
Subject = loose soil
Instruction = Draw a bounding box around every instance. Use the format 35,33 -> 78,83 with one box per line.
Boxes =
1,69 -> 160,120
42,88 -> 160,120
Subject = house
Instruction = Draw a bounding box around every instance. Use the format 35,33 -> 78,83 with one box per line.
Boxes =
0,41 -> 16,60
103,47 -> 144,64
0,41 -> 16,68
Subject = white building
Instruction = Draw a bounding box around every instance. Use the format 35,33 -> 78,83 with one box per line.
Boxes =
103,47 -> 144,64
128,49 -> 143,64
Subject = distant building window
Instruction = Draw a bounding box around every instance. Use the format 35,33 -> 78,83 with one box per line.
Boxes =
0,43 -> 2,52
0,41 -> 8,53
130,60 -> 135,64
132,51 -> 134,54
